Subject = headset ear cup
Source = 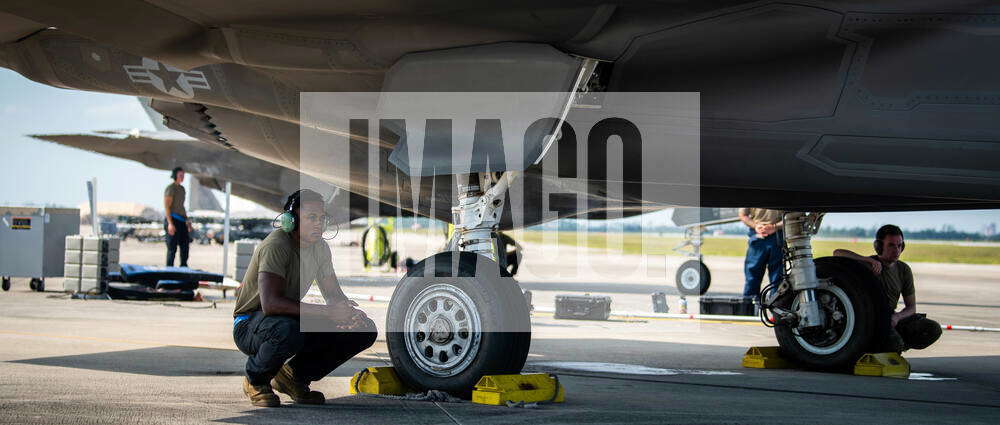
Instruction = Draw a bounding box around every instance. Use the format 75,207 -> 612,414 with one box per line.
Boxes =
874,240 -> 882,255
279,212 -> 295,233
900,241 -> 905,253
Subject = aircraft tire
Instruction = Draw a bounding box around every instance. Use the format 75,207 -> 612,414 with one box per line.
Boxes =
2,277 -> 10,291
675,260 -> 711,295
387,252 -> 531,398
774,257 -> 887,371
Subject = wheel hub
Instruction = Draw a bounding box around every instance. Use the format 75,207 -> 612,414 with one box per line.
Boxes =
791,286 -> 855,355
681,268 -> 699,289
404,283 -> 482,377
428,317 -> 454,344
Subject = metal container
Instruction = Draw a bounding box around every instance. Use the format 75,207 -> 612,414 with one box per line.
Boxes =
0,207 -> 80,284
554,294 -> 612,321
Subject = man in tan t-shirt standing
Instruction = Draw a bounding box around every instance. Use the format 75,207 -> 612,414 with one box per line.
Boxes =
739,208 -> 785,299
164,167 -> 192,267
232,189 -> 376,407
834,224 -> 941,352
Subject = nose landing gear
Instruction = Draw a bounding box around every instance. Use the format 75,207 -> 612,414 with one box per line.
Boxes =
386,173 -> 531,397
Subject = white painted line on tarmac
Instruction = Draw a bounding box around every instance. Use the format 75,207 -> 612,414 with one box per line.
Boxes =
908,373 -> 958,381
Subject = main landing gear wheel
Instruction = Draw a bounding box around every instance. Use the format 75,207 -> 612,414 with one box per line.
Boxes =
29,278 -> 45,292
2,277 -> 10,291
675,259 -> 711,295
774,257 -> 886,371
387,252 -> 531,398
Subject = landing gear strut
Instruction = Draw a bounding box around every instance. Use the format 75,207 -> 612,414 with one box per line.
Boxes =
387,172 -> 531,396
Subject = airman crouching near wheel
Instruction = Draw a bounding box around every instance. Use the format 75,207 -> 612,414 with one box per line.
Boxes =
834,224 -> 942,352
232,189 -> 377,407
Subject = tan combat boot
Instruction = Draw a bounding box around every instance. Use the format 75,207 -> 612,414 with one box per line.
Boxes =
242,376 -> 281,407
271,364 -> 325,405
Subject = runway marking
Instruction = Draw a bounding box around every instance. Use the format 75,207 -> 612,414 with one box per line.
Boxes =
530,361 -> 741,376
909,372 -> 958,381
0,330 -> 236,351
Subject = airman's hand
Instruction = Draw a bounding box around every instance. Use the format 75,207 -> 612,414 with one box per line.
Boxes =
755,223 -> 776,237
865,257 -> 883,275
167,222 -> 176,236
327,300 -> 357,323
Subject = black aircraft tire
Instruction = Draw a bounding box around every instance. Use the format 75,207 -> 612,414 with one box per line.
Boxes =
775,257 -> 887,371
29,279 -> 36,291
676,260 -> 711,295
387,252 -> 531,398
2,277 -> 10,291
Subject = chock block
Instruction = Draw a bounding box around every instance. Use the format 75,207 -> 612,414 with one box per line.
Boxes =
742,346 -> 793,369
350,367 -> 413,396
854,353 -> 910,378
471,373 -> 565,406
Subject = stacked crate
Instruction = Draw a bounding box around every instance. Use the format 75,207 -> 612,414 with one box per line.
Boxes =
231,240 -> 258,281
63,235 -> 83,292
79,235 -> 121,294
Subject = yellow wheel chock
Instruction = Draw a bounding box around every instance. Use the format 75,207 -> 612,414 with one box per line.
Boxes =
350,367 -> 413,396
853,353 -> 911,378
742,346 -> 793,369
472,373 -> 565,406
743,347 -> 910,378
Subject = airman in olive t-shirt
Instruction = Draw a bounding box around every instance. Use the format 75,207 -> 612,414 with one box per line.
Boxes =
163,167 -> 191,267
834,224 -> 941,352
231,189 -> 376,408
869,255 -> 915,313
233,229 -> 335,316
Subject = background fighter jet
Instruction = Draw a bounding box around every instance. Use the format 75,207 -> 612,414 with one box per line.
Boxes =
3,1 -> 999,396
31,100 -> 412,224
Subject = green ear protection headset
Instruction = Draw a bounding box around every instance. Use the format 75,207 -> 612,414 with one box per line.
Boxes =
277,190 -> 306,233
276,189 -> 333,235
874,224 -> 905,255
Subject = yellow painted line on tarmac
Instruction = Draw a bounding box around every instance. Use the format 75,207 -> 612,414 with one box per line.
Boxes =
0,330 -> 236,351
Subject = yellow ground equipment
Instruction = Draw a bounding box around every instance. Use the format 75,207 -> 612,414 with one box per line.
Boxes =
471,373 -> 565,406
349,367 -> 412,396
853,353 -> 911,378
361,218 -> 398,271
741,346 -> 793,369
743,346 -> 911,379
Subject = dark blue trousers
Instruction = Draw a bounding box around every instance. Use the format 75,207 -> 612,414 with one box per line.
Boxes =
164,217 -> 190,267
743,229 -> 784,298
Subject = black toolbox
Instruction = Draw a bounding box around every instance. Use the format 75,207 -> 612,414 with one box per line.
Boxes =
555,294 -> 612,320
699,295 -> 757,316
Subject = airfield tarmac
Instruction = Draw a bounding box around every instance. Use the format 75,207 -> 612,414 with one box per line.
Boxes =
1,232 -> 998,424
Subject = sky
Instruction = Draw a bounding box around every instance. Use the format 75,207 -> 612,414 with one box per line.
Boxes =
0,68 -> 997,233
0,69 -> 263,213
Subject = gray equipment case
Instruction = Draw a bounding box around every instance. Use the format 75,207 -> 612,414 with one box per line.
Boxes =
0,206 -> 80,280
554,294 -> 612,321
